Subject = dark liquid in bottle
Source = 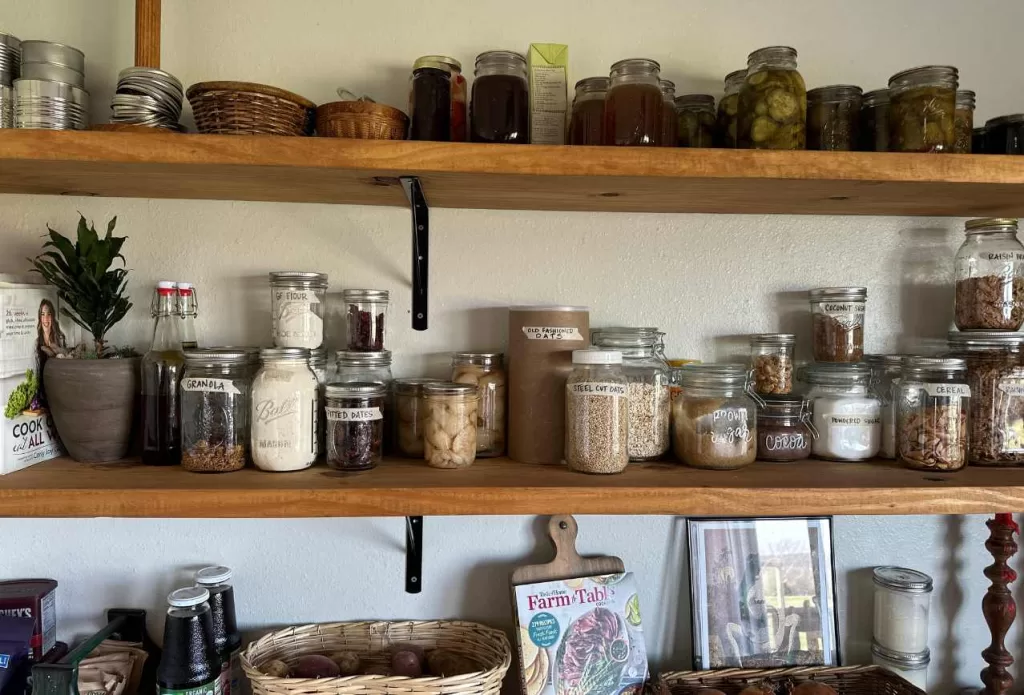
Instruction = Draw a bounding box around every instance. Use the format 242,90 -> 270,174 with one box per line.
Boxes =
409,67 -> 452,142
470,74 -> 529,144
569,98 -> 605,145
142,393 -> 180,466
206,585 -> 241,695
157,606 -> 217,695
661,101 -> 677,147
604,83 -> 662,146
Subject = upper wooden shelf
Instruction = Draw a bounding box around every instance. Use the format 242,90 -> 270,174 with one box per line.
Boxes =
0,456 -> 1020,517
2,130 -> 1024,215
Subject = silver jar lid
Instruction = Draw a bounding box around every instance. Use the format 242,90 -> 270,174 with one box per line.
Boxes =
592,327 -> 663,349
325,381 -> 387,399
422,382 -> 478,396
205,346 -> 261,362
861,88 -> 889,107
757,394 -> 807,417
873,566 -> 933,593
184,348 -> 253,365
342,288 -> 389,302
948,331 -> 1024,349
260,347 -> 311,361
574,76 -> 609,92
453,352 -> 503,366
676,94 -> 715,110
986,114 -> 1024,128
803,362 -> 871,385
335,349 -> 392,367
269,271 -> 327,288
902,356 -> 966,379
678,363 -> 748,388
809,287 -> 868,301
750,333 -> 795,348
393,377 -> 443,395
807,85 -> 863,103
888,65 -> 958,89
965,218 -> 1018,234
871,641 -> 930,667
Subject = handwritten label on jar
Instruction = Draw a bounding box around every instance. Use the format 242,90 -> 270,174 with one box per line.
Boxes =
764,432 -> 807,451
711,424 -> 752,445
523,326 -> 584,340
985,252 -> 1024,261
826,414 -> 881,426
820,303 -> 866,316
325,407 -> 383,421
181,378 -> 241,395
922,383 -> 972,398
275,290 -> 320,304
998,382 -> 1024,397
569,382 -> 627,396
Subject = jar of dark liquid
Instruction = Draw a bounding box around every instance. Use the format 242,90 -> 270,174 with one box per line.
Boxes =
408,56 -> 452,141
142,282 -> 184,466
569,77 -> 607,145
604,58 -> 662,147
859,88 -> 889,152
985,114 -> 1024,155
659,79 -> 677,148
471,50 -> 529,144
195,566 -> 241,695
156,587 -> 218,695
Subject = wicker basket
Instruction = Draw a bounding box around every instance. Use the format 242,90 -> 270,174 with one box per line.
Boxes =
660,665 -> 924,695
316,101 -> 408,140
187,81 -> 315,136
242,620 -> 511,695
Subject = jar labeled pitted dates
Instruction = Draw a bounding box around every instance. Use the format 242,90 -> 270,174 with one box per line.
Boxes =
325,382 -> 386,471
896,357 -> 969,472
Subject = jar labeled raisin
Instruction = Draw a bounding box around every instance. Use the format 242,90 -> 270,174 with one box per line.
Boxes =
715,70 -> 745,148
858,88 -> 889,152
756,395 -> 815,462
954,89 -> 975,154
471,50 -> 529,144
325,382 -> 386,471
676,94 -> 715,148
738,46 -> 806,150
896,357 -> 969,472
888,65 -> 957,152
569,77 -> 608,146
954,218 -> 1024,331
810,287 -> 867,362
604,58 -> 662,146
659,79 -> 678,148
343,288 -> 388,351
409,56 -> 452,141
807,85 -> 861,151
393,377 -> 442,457
181,349 -> 253,473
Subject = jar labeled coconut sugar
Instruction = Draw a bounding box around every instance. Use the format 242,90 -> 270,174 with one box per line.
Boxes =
804,363 -> 881,461
251,348 -> 318,472
269,272 -> 327,349
673,364 -> 758,470
810,287 -> 867,362
565,350 -> 629,474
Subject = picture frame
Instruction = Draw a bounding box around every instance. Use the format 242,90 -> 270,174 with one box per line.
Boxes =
687,517 -> 839,670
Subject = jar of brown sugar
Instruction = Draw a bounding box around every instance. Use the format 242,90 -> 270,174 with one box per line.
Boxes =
673,363 -> 758,470
756,395 -> 814,462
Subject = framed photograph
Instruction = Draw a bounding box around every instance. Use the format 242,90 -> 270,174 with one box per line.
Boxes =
688,517 -> 838,670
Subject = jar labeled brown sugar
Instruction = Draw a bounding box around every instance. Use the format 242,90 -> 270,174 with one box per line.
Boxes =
569,77 -> 607,146
673,364 -> 758,470
604,58 -> 662,146
810,287 -> 867,363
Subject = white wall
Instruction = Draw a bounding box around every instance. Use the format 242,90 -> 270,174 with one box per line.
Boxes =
4,1 -> 1024,693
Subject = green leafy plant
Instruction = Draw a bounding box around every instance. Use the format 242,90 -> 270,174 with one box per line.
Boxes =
4,370 -> 38,419
28,215 -> 132,357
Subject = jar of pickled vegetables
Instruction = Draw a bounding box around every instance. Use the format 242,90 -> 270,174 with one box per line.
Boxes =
676,94 -> 715,148
738,46 -> 806,150
715,70 -> 745,148
887,65 -> 957,152
954,90 -> 975,154
604,58 -> 662,147
858,89 -> 889,152
569,77 -> 608,146
807,85 -> 862,151
659,79 -> 678,148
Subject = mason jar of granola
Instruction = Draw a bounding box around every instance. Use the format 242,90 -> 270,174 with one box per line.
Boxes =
896,357 -> 969,472
954,218 -> 1024,331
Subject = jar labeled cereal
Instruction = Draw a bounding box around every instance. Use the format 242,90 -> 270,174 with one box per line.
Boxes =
565,350 -> 629,474
673,364 -> 758,470
325,382 -> 386,471
738,46 -> 806,150
810,287 -> 867,362
452,352 -> 506,457
954,218 -> 1024,331
896,357 -> 969,472
750,333 -> 794,395
393,377 -> 442,457
422,382 -> 479,469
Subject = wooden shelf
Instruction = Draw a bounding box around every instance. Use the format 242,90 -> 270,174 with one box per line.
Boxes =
0,456 -> 1020,517
3,130 -> 1024,215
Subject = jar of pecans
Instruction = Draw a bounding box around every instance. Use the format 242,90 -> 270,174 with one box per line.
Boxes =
325,382 -> 387,471
750,333 -> 794,395
810,287 -> 867,362
896,357 -> 969,472
756,395 -> 815,462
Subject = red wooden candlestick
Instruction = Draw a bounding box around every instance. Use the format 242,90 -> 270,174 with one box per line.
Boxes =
981,513 -> 1018,695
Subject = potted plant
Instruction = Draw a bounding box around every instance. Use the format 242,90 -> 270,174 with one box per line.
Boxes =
29,214 -> 137,463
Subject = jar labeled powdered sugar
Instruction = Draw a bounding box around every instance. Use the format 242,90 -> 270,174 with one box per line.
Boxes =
251,347 -> 318,472
804,362 -> 881,461
269,272 -> 327,349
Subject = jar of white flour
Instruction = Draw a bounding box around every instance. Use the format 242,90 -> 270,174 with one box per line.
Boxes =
269,272 -> 328,349
251,347 -> 319,471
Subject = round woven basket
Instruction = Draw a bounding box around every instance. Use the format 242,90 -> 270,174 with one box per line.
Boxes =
242,620 -> 511,695
187,81 -> 315,136
316,101 -> 408,140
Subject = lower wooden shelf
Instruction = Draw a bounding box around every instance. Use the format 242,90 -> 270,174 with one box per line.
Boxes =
0,456 -> 1018,517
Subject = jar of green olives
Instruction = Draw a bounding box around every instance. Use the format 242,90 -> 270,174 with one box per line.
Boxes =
887,65 -> 958,153
676,94 -> 715,148
954,90 -> 975,154
660,79 -> 678,148
738,46 -> 806,150
858,89 -> 889,152
715,70 -> 745,148
807,85 -> 862,151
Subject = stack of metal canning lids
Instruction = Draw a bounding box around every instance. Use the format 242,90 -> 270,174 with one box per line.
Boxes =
13,40 -> 88,130
19,40 -> 84,86
0,32 -> 21,128
109,67 -> 183,130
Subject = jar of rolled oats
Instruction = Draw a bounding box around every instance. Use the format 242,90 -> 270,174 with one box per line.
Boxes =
896,357 -> 969,472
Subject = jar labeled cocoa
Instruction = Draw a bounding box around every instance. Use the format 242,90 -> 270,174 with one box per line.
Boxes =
756,395 -> 814,462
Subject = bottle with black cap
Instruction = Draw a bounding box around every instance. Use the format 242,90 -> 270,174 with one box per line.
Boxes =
195,566 -> 241,695
156,587 -> 218,695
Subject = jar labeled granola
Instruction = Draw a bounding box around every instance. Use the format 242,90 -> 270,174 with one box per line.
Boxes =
393,377 -> 442,457
452,352 -> 506,457
565,350 -> 629,474
810,287 -> 867,362
673,364 -> 757,470
896,358 -> 969,472
422,382 -> 479,469
954,218 -> 1024,331
325,382 -> 386,471
750,333 -> 794,395
948,331 -> 1024,465
865,354 -> 906,459
181,349 -> 254,473
804,363 -> 881,461
756,395 -> 815,462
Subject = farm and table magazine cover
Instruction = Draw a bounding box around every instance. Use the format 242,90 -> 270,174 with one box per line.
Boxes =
513,573 -> 649,695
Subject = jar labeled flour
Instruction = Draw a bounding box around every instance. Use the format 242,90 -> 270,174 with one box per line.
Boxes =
804,362 -> 881,461
269,272 -> 327,349
251,347 -> 318,472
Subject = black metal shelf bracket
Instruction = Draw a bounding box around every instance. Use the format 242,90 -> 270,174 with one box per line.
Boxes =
406,515 -> 423,593
400,176 -> 429,331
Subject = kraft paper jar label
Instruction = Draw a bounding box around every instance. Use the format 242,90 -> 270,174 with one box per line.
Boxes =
922,383 -> 971,398
569,382 -> 627,396
522,326 -> 584,340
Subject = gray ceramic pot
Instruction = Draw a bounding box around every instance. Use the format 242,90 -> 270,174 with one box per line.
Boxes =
43,357 -> 138,462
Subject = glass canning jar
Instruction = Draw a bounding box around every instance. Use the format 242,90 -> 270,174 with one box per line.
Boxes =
452,352 -> 506,457
676,94 -> 715,148
251,348 -> 319,472
806,85 -> 862,151
715,70 -> 745,148
954,89 -> 975,153
859,88 -> 889,152
887,65 -> 957,152
756,395 -> 815,462
896,357 -> 969,472
471,50 -> 529,144
749,333 -> 794,395
325,382 -> 386,471
393,377 -> 442,457
309,347 -> 327,458
332,349 -> 393,386
871,642 -> 929,692
873,566 -> 933,655
947,331 -> 1024,465
804,363 -> 881,461
409,56 -> 452,141
659,80 -> 678,148
592,327 -> 671,461
604,58 -> 662,147
865,354 -> 906,459
738,46 -> 806,150
343,288 -> 389,351
673,364 -> 758,470
565,350 -> 629,474
973,126 -> 989,154
569,77 -> 608,146
985,114 -> 1024,155
269,271 -> 327,350
180,349 -> 253,473
809,287 -> 867,362
954,218 -> 1024,331
439,56 -> 467,142
422,382 -> 479,469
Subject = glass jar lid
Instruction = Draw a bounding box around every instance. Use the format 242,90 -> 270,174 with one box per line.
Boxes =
678,363 -> 748,388
871,641 -> 930,667
184,349 -> 253,365
325,381 -> 388,399
757,394 -> 807,417
422,382 -> 479,396
592,327 -> 663,349
872,566 -> 933,593
474,50 -> 527,74
986,114 -> 1024,128
964,217 -> 1018,234
675,94 -> 715,110
948,330 -> 1024,349
956,89 -> 976,109
335,349 -> 392,367
809,286 -> 868,301
268,271 -> 327,288
413,55 -> 454,73
723,70 -> 746,90
902,356 -> 966,379
573,349 -> 622,365
747,46 -> 797,69
204,346 -> 260,362
260,347 -> 311,361
574,76 -> 609,93
393,377 -> 443,395
342,288 -> 389,302
863,354 -> 906,369
807,85 -> 862,103
861,89 -> 889,107
888,65 -> 958,90
803,362 -> 871,386
453,351 -> 503,366
659,79 -> 676,97
750,333 -> 795,348
609,58 -> 661,78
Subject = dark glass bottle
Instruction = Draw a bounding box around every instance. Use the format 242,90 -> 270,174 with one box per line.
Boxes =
142,282 -> 184,466
195,567 -> 241,695
408,56 -> 452,141
156,587 -> 218,695
603,58 -> 662,146
659,79 -> 678,148
471,50 -> 529,144
568,77 -> 607,146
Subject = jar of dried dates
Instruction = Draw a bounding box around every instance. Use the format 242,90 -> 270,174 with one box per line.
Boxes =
809,287 -> 867,362
895,357 -> 969,472
756,395 -> 815,462
947,331 -> 1024,465
749,333 -> 794,395
865,354 -> 906,459
325,382 -> 386,471
393,377 -> 442,457
343,289 -> 389,351
953,218 -> 1024,331
181,349 -> 254,473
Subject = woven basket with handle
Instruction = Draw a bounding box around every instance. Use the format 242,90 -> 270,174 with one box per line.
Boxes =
242,620 -> 511,695
187,81 -> 315,136
316,100 -> 408,140
659,665 -> 925,695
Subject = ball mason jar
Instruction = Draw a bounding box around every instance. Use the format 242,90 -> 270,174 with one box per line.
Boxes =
676,94 -> 715,148
325,382 -> 387,471
343,288 -> 389,352
954,89 -> 975,153
569,77 -> 608,146
269,271 -> 327,350
604,58 -> 662,146
806,84 -> 862,151
887,65 -> 957,152
858,88 -> 889,152
715,69 -> 746,148
954,218 -> 1024,331
251,347 -> 319,472
809,287 -> 867,362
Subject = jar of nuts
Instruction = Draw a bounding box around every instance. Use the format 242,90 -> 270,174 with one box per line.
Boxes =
565,349 -> 629,474
865,354 -> 906,459
953,218 -> 1024,331
809,287 -> 867,362
896,357 -> 969,472
750,333 -> 794,395
452,352 -> 506,457
422,382 -> 479,469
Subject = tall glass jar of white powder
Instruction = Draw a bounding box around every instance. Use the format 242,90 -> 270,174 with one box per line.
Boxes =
269,272 -> 327,349
804,362 -> 881,461
251,347 -> 319,472
873,566 -> 932,654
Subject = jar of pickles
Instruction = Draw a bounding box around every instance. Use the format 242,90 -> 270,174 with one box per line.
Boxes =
659,79 -> 678,148
471,50 -> 529,144
738,46 -> 806,150
859,89 -> 889,152
181,349 -> 253,473
750,333 -> 794,395
954,89 -> 975,154
676,94 -> 715,148
452,352 -> 506,457
756,395 -> 814,462
715,70 -> 745,148
604,58 -> 662,147
393,377 -> 442,458
325,382 -> 386,471
673,364 -> 757,470
422,382 -> 479,469
953,218 -> 1024,331
569,77 -> 608,146
865,354 -> 905,459
269,271 -> 327,350
887,65 -> 957,152
896,357 -> 969,472
806,85 -> 862,151
343,288 -> 388,351
810,287 -> 867,362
